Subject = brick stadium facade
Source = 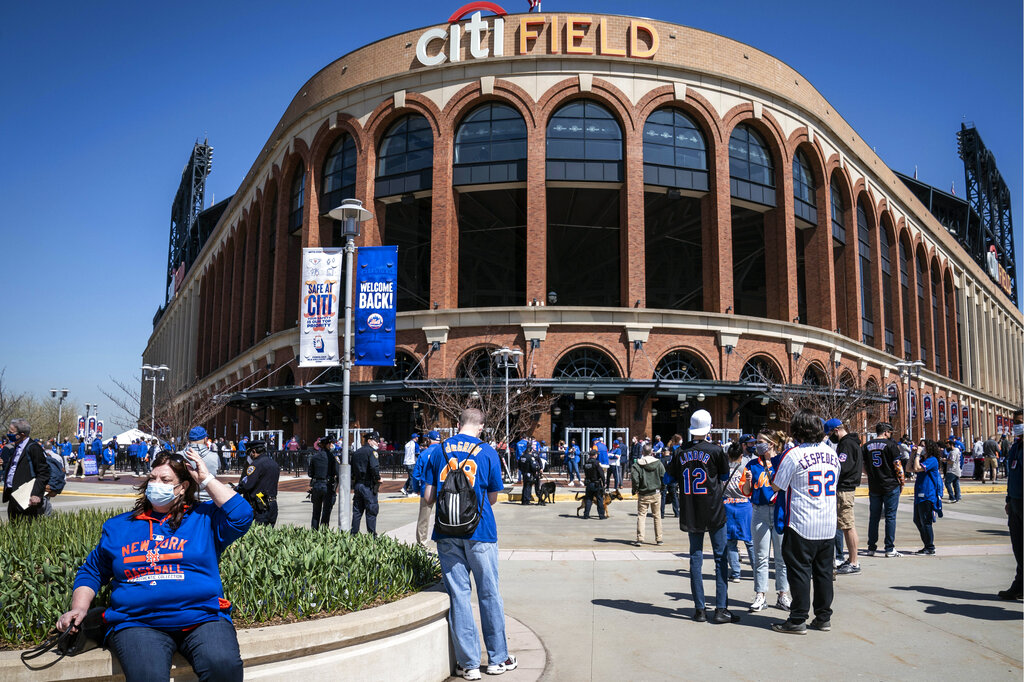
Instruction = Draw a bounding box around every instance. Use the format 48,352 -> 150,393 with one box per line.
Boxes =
143,7 -> 1023,448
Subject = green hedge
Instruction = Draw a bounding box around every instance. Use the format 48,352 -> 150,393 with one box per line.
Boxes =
0,509 -> 440,650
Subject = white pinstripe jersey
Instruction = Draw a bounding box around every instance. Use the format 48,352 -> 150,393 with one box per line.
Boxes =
774,443 -> 841,540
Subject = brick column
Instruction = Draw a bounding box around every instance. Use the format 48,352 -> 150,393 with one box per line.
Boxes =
919,262 -> 936,369
227,233 -> 244,361
526,121 -> 547,305
622,126 -> 645,308
430,137 -> 456,308
270,184 -> 289,333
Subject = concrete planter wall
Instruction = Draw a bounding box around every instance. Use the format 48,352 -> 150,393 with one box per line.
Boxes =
2,587 -> 452,681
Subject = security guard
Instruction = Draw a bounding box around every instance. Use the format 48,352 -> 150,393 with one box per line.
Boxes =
235,440 -> 280,526
307,435 -> 338,530
351,430 -> 382,536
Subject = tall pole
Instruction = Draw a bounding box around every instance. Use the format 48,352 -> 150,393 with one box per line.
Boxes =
338,227 -> 356,533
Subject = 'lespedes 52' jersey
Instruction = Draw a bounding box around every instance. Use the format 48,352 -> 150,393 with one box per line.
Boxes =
670,440 -> 729,533
773,443 -> 841,541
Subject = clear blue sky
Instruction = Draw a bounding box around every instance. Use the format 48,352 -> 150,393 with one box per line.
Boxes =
1,0 -> 1020,416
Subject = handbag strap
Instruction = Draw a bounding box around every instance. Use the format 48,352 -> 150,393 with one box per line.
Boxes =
20,628 -> 70,668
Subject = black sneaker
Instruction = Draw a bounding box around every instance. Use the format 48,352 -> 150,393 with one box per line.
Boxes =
809,618 -> 831,632
837,563 -> 861,575
710,609 -> 741,624
997,588 -> 1023,600
693,609 -> 706,622
771,620 -> 807,635
915,548 -> 936,556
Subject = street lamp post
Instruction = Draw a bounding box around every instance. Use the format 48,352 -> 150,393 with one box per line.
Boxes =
491,347 -> 523,451
50,388 -> 69,441
141,365 -> 170,434
895,360 -> 925,439
327,199 -> 373,534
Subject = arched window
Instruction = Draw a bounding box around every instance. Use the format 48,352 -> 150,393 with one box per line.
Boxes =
546,100 -> 623,182
899,239 -> 913,359
288,163 -> 305,234
454,103 -> 527,185
643,108 -> 707,311
880,226 -> 896,354
642,108 -> 708,190
931,266 -> 942,372
740,357 -> 779,384
654,351 -> 709,381
916,252 -> 927,362
830,177 -> 846,243
376,114 -> 434,197
263,194 -> 277,335
802,365 -> 825,386
857,200 -> 874,346
375,351 -> 424,381
729,124 -> 775,206
793,150 -> 817,226
321,135 -> 357,214
553,348 -> 619,379
456,348 -> 520,379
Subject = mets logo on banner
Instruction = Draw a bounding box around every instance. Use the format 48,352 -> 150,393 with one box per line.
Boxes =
367,313 -> 384,330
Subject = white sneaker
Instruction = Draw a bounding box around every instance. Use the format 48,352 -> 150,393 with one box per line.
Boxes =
486,655 -> 518,675
455,664 -> 482,680
833,557 -> 845,568
885,550 -> 903,558
776,592 -> 792,610
749,593 -> 767,611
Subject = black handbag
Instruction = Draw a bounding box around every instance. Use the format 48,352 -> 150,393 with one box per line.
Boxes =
20,607 -> 109,670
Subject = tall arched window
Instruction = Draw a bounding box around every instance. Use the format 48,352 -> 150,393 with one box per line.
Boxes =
376,114 -> 434,197
654,351 -> 709,381
729,124 -> 775,205
288,163 -> 305,234
546,100 -> 623,182
377,114 -> 433,311
916,251 -> 928,362
321,135 -> 357,214
547,101 -> 622,307
455,103 -> 527,307
553,347 -> 619,379
931,266 -> 942,372
643,108 -> 707,311
857,200 -> 874,346
830,178 -> 846,243
454,103 -> 527,184
263,195 -> 277,335
793,150 -> 817,226
831,176 -> 849,335
880,226 -> 896,354
899,239 -> 913,359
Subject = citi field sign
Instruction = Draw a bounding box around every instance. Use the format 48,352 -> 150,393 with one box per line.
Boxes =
415,2 -> 660,66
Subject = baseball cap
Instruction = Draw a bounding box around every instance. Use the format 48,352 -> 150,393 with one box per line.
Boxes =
427,430 -> 441,441
689,409 -> 712,438
247,440 -> 267,452
823,418 -> 843,433
739,434 -> 755,445
188,426 -> 207,442
410,433 -> 419,439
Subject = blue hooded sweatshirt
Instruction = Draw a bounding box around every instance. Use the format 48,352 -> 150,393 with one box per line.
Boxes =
73,495 -> 253,634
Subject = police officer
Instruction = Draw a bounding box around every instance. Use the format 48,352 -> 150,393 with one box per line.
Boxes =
519,444 -> 538,505
351,431 -> 381,536
307,436 -> 338,530
235,440 -> 280,526
582,449 -> 606,519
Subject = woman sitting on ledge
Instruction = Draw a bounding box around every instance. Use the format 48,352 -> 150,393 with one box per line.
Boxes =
58,449 -> 253,682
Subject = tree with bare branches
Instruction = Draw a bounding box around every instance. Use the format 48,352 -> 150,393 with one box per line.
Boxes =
0,369 -> 27,430
100,375 -> 227,444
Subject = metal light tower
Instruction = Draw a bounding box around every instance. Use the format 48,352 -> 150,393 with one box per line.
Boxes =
491,347 -> 523,448
50,388 -> 69,441
141,365 -> 170,434
895,360 -> 925,439
327,199 -> 373,533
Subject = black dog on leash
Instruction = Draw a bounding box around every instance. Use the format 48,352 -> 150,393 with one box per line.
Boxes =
537,481 -> 557,504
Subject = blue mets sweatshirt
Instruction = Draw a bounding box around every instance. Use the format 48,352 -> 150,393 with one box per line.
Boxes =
73,495 -> 253,633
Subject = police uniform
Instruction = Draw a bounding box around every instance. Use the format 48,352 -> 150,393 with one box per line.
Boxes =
307,438 -> 338,530
235,441 -> 280,526
351,432 -> 381,535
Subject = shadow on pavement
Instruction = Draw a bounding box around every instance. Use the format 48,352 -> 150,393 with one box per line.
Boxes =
593,537 -> 638,546
592,598 -> 771,629
892,584 -> 1018,603
915,599 -> 1022,621
976,528 -> 1010,537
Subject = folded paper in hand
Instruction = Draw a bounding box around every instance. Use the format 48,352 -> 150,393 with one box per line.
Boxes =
10,481 -> 34,510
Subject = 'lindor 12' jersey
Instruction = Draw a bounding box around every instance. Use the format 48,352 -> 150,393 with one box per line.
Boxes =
670,440 -> 729,533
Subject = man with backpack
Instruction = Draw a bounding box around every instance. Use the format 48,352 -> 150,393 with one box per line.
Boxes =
423,408 -> 516,680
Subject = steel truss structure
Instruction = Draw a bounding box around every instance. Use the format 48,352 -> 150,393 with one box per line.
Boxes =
165,140 -> 213,303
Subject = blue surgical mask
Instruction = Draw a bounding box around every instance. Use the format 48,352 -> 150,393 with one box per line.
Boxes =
6,433 -> 18,443
145,482 -> 178,506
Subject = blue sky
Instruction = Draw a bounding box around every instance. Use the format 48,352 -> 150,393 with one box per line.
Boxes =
1,0 -> 1020,417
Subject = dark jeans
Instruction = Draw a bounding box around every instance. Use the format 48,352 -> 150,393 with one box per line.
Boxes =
834,528 -> 844,560
566,459 -> 580,482
521,476 -> 535,504
351,483 -> 378,535
606,464 -> 621,489
402,464 -> 415,493
108,618 -> 243,682
253,500 -> 278,527
661,482 -> 679,518
583,485 -> 605,519
688,524 -> 728,611
913,500 -> 935,551
310,484 -> 335,530
1008,497 -> 1022,593
782,529 -> 834,625
867,487 -> 901,553
944,473 -> 961,501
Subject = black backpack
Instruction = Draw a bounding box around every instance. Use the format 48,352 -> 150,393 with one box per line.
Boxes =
434,445 -> 481,537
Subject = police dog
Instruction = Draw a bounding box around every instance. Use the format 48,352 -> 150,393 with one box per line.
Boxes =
575,489 -> 624,517
538,481 -> 557,504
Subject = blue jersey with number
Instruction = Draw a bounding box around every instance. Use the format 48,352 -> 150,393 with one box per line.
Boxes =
426,434 -> 505,543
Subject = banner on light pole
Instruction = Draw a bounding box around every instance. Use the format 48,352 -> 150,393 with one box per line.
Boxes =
354,245 -> 398,367
299,247 -> 343,367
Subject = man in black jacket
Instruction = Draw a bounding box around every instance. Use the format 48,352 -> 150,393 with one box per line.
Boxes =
3,419 -> 49,520
351,431 -> 381,535
826,419 -> 862,575
307,436 -> 338,530
582,449 -> 606,519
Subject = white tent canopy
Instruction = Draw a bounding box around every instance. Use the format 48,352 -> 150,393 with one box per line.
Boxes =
112,428 -> 158,443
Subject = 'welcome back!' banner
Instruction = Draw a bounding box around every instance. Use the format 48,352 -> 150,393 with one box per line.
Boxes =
299,248 -> 342,367
354,245 -> 397,367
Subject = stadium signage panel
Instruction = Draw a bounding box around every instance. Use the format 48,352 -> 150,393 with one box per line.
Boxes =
416,3 -> 659,66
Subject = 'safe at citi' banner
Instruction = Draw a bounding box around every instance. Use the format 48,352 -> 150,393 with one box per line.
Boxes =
354,245 -> 398,367
299,248 -> 343,367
